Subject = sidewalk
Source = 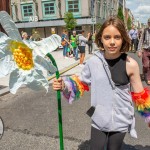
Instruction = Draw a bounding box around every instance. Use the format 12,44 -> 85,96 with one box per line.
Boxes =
0,47 -> 93,96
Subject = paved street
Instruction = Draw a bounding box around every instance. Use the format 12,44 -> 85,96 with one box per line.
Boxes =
0,50 -> 150,150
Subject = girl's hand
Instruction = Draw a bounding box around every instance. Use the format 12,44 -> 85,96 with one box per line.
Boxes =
137,51 -> 142,58
53,77 -> 65,91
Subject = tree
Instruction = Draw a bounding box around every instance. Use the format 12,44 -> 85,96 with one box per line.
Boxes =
127,16 -> 132,30
96,23 -> 102,31
64,12 -> 77,31
117,7 -> 124,22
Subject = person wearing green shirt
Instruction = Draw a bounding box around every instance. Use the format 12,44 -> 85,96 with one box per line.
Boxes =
70,31 -> 78,60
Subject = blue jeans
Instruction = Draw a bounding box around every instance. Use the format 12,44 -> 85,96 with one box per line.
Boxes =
73,47 -> 78,60
63,45 -> 68,57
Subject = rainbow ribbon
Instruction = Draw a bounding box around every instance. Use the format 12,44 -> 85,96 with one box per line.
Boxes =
63,75 -> 89,104
131,88 -> 150,124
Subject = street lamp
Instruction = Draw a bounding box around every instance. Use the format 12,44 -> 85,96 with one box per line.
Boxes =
111,7 -> 114,16
91,16 -> 96,34
97,0 -> 101,19
103,1 -> 107,19
91,0 -> 96,34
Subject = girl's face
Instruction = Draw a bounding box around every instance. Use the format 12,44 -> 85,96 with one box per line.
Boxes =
101,25 -> 123,58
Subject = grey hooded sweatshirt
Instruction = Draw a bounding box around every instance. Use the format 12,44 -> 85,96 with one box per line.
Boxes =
64,50 -> 137,138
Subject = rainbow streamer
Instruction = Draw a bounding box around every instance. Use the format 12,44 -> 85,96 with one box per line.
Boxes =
63,75 -> 89,104
131,88 -> 150,124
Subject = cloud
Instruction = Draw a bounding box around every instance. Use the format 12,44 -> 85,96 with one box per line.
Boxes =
126,0 -> 150,23
134,6 -> 150,14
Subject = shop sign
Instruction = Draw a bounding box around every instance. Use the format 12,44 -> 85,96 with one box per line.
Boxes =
29,16 -> 38,22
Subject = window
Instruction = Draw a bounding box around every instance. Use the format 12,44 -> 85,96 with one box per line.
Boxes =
44,3 -> 55,15
42,0 -> 56,18
23,5 -> 33,17
21,4 -> 34,19
67,0 -> 80,13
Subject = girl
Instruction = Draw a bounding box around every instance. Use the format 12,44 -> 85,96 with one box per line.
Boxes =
53,17 -> 150,150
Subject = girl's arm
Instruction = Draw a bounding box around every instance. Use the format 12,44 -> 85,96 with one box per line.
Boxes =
53,62 -> 91,104
127,56 -> 150,127
127,56 -> 143,92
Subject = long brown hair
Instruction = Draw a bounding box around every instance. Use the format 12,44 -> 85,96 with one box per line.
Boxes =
95,17 -> 131,52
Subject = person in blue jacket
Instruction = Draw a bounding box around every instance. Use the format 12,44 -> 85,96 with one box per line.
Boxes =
53,17 -> 150,150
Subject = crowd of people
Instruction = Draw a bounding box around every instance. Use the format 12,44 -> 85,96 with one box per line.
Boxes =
128,18 -> 150,85
21,30 -> 42,44
21,29 -> 96,68
61,29 -> 96,67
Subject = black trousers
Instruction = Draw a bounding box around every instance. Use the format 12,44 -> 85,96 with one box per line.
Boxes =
131,39 -> 138,52
88,44 -> 93,54
90,126 -> 126,150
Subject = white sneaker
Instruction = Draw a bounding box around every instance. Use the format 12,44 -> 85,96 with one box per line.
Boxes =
65,57 -> 68,59
79,64 -> 84,67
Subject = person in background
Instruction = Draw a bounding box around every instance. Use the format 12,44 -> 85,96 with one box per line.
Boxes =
31,30 -> 42,41
129,25 -> 139,52
52,17 -> 150,150
61,30 -> 69,59
138,28 -> 142,40
70,31 -> 78,60
78,30 -> 88,67
137,18 -> 150,84
87,32 -> 93,54
21,32 -> 31,44
92,32 -> 96,50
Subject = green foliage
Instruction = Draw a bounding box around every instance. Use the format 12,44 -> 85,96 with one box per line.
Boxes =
64,12 -> 77,31
117,7 -> 124,22
127,16 -> 132,30
96,23 -> 102,31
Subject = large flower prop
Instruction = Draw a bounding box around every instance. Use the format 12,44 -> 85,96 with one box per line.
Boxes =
0,11 -> 65,150
0,11 -> 61,94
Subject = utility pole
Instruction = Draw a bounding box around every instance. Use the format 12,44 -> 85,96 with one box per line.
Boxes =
103,0 -> 107,19
91,0 -> 96,34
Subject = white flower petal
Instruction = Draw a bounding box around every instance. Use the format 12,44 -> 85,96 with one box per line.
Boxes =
0,11 -> 22,41
0,32 -> 12,57
29,34 -> 61,56
0,55 -> 15,77
26,69 -> 49,92
34,55 -> 57,74
9,69 -> 25,94
0,32 -> 10,43
9,69 -> 49,94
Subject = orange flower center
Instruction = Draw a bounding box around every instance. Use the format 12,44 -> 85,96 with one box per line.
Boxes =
13,47 -> 34,70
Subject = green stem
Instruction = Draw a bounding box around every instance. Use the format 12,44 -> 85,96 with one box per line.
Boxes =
46,53 -> 64,150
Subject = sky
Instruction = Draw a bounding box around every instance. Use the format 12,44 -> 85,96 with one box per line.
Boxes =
126,0 -> 150,24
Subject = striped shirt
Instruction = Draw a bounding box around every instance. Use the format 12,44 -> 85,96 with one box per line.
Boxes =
138,28 -> 150,51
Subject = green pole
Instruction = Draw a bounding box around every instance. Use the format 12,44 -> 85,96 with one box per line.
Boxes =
46,53 -> 64,150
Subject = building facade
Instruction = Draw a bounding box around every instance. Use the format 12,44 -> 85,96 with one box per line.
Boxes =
11,0 -> 119,37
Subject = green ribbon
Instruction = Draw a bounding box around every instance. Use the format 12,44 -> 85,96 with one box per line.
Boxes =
46,53 -> 64,150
